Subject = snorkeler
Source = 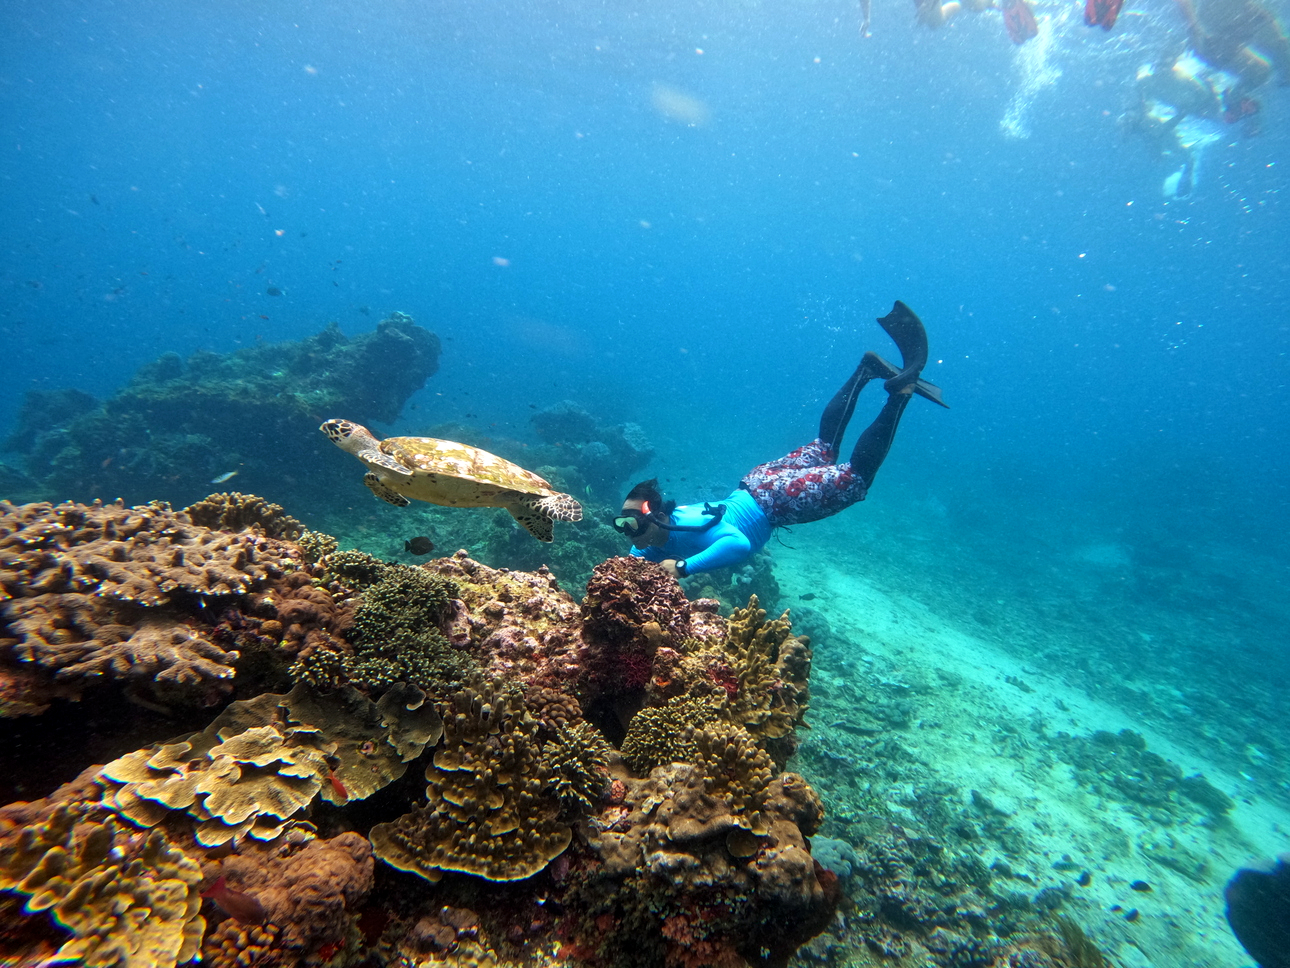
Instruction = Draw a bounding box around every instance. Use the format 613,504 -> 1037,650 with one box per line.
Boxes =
1122,56 -> 1224,196
913,0 -> 1038,44
1085,0 -> 1126,31
612,302 -> 947,579
1175,0 -> 1290,113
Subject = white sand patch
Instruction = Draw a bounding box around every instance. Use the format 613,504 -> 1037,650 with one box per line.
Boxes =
774,533 -> 1289,968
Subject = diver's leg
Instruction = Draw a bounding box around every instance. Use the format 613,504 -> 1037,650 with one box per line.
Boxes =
849,389 -> 915,487
818,352 -> 889,457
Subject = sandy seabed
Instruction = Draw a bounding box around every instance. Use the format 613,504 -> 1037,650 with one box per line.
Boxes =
769,515 -> 1286,968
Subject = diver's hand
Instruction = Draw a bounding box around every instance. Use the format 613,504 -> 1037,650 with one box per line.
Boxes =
659,559 -> 682,579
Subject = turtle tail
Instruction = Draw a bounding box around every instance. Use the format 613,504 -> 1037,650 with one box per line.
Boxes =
537,493 -> 583,523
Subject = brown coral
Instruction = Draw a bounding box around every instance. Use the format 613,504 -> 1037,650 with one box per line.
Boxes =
0,499 -> 298,709
574,728 -> 833,968
201,832 -> 374,963
370,681 -> 571,882
722,595 -> 810,742
0,788 -> 205,968
183,491 -> 305,541
579,557 -> 693,701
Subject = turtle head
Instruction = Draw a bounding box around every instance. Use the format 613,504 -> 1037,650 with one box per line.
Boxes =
321,419 -> 377,454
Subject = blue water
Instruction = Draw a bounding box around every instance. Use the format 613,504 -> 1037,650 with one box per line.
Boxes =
2,0 -> 1288,957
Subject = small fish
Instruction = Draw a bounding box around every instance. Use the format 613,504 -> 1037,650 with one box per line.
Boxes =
327,769 -> 348,801
1076,870 -> 1093,886
210,470 -> 239,484
799,593 -> 817,601
405,536 -> 435,555
201,875 -> 268,924
266,286 -> 283,296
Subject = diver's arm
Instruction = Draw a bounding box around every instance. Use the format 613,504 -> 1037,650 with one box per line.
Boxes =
675,532 -> 753,575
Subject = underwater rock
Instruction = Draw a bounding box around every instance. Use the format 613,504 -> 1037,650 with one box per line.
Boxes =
1052,727 -> 1234,824
7,312 -> 440,508
530,400 -> 655,499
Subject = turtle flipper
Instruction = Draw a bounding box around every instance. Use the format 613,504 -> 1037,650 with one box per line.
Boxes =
360,447 -> 414,480
364,473 -> 411,507
507,500 -> 555,542
537,493 -> 583,522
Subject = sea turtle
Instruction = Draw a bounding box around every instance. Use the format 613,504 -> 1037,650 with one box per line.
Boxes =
321,419 -> 583,542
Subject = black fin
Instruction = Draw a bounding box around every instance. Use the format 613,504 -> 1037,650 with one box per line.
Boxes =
864,351 -> 949,408
877,300 -> 930,393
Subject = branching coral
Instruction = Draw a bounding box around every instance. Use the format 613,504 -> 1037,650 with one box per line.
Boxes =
722,595 -> 811,748
0,798 -> 205,968
543,719 -> 613,812
619,695 -> 725,776
370,681 -> 571,882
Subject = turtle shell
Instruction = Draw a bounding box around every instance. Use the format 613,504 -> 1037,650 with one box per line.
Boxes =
380,437 -> 555,497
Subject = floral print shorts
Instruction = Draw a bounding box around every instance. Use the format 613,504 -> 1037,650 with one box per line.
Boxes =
739,438 -> 869,527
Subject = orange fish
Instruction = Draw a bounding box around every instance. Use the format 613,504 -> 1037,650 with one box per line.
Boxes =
327,769 -> 348,801
201,875 -> 268,924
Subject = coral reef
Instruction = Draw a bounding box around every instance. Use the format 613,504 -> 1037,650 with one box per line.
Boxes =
0,498 -> 299,714
1,528 -> 834,968
0,777 -> 205,968
4,313 -> 439,508
184,491 -> 304,541
370,680 -> 573,882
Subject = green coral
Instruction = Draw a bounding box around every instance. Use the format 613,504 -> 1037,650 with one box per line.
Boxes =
289,644 -> 347,690
322,549 -> 390,587
297,530 -> 338,564
333,559 -> 475,695
620,696 -> 725,776
544,720 -> 613,811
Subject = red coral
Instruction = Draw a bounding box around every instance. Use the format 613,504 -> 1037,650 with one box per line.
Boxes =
579,557 -> 692,706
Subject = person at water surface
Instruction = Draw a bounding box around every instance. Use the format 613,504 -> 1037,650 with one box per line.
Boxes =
613,301 -> 948,579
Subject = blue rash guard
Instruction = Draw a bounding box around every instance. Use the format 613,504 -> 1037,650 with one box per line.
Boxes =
630,489 -> 772,575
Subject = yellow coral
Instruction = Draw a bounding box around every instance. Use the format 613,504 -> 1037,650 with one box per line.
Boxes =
0,803 -> 205,968
619,695 -> 724,776
370,682 -> 571,882
722,595 -> 810,743
97,683 -> 440,846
